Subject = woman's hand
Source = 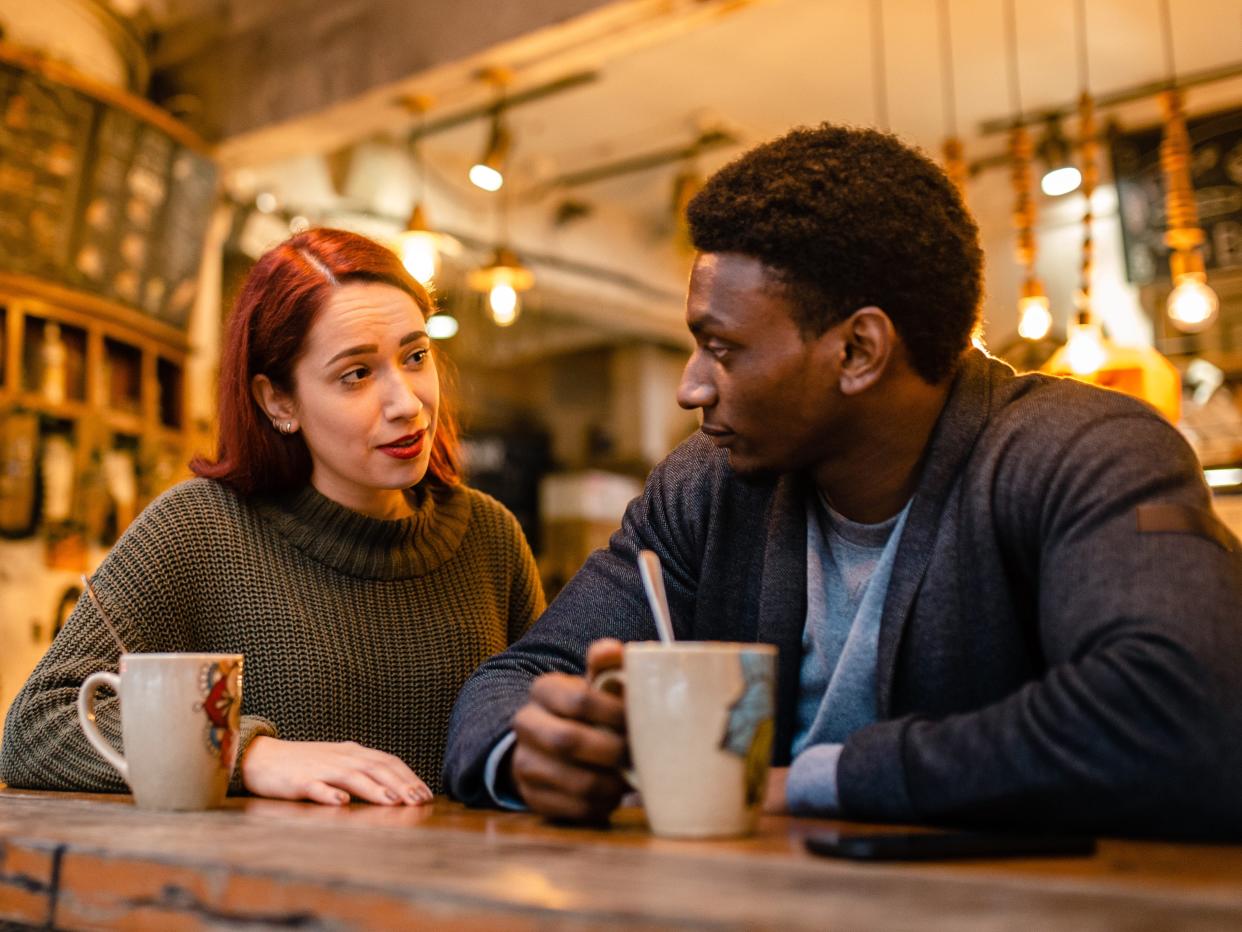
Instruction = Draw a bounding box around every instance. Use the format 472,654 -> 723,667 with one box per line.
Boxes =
240,736 -> 432,806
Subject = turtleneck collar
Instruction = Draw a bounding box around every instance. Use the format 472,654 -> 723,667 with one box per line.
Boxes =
257,482 -> 472,580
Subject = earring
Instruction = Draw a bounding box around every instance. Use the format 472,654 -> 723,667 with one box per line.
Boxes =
272,418 -> 296,435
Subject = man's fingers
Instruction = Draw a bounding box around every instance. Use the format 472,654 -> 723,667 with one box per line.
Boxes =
511,741 -> 628,806
529,673 -> 625,730
586,638 -> 625,681
513,701 -> 627,768
518,781 -> 618,824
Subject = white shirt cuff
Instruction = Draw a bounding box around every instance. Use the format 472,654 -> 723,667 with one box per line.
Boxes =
483,730 -> 527,811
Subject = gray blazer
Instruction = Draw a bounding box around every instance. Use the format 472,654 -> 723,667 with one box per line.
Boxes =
444,350 -> 1242,838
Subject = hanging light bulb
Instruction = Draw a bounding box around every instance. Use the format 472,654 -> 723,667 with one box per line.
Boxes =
1037,116 -> 1082,196
468,246 -> 533,327
1017,294 -> 1053,340
1167,272 -> 1219,332
470,112 -> 511,192
395,203 -> 440,285
426,314 -> 459,340
488,283 -> 519,326
1064,313 -> 1107,376
1158,68 -> 1218,332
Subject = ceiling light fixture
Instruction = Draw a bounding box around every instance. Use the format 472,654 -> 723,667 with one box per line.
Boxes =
937,0 -> 969,197
468,247 -> 534,326
1003,0 -> 1052,343
1158,0 -> 1218,333
396,95 -> 443,286
1037,116 -> 1082,196
469,68 -> 512,192
469,112 -> 512,192
1040,0 -> 1181,424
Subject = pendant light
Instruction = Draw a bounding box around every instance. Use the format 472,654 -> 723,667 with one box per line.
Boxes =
469,186 -> 533,327
1037,116 -> 1082,196
468,247 -> 534,326
395,95 -> 442,286
937,0 -> 969,198
1004,0 -> 1052,343
1065,0 -> 1104,374
469,69 -> 512,192
1158,0 -> 1218,333
1042,0 -> 1181,422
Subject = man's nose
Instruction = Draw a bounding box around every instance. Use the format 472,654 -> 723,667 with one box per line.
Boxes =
676,354 -> 716,410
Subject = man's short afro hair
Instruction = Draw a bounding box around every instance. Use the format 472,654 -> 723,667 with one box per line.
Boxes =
686,123 -> 983,384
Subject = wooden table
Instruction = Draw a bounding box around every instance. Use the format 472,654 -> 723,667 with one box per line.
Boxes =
2,788 -> 1242,930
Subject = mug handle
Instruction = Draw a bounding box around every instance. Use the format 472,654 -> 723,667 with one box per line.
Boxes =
77,671 -> 129,780
590,668 -> 640,790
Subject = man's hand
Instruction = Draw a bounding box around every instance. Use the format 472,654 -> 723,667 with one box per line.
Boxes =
510,638 -> 629,822
240,737 -> 433,806
762,766 -> 790,815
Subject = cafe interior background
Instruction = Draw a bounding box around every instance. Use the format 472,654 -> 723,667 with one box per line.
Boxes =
1,0 -> 1241,726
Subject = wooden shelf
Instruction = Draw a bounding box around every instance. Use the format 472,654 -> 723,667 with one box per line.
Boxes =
0,290 -> 192,549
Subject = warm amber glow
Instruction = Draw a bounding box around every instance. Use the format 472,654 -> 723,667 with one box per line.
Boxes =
1017,295 -> 1053,341
396,230 -> 440,285
489,283 -> 519,325
469,164 -> 504,192
426,314 -> 459,339
1065,320 -> 1107,376
1167,274 -> 1219,333
1041,166 -> 1082,197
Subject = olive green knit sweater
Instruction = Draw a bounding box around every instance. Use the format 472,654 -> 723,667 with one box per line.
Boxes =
0,478 -> 544,795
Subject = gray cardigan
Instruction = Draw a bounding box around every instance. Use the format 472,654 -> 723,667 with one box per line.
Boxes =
444,350 -> 1242,837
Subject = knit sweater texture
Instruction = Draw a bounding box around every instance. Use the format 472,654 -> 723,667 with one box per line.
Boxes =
0,477 -> 544,796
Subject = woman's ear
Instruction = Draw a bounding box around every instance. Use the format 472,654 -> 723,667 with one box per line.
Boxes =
837,307 -> 896,396
251,374 -> 298,431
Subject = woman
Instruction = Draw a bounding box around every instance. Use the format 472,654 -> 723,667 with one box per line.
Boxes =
0,229 -> 545,806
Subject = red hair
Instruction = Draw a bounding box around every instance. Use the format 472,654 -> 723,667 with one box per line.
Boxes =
191,228 -> 462,495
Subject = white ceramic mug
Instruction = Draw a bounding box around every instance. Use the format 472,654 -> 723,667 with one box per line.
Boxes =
77,653 -> 243,810
595,641 -> 777,839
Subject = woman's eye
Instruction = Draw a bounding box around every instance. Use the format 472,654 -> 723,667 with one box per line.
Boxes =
340,367 -> 370,384
405,349 -> 429,367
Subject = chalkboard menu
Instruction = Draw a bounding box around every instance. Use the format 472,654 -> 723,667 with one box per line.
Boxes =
0,60 -> 216,329
1112,108 -> 1242,286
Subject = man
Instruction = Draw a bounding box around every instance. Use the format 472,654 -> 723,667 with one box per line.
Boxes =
443,124 -> 1242,837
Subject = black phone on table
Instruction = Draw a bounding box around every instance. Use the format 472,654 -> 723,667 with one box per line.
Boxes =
804,829 -> 1097,862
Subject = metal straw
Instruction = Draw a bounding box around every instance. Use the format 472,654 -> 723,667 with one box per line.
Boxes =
637,550 -> 677,645
80,574 -> 128,655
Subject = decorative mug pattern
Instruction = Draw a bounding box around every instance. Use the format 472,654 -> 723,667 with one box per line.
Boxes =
196,658 -> 241,769
719,652 -> 776,808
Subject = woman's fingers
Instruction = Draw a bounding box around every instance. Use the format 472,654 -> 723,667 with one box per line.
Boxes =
358,748 -> 433,804
327,767 -> 399,806
304,780 -> 350,806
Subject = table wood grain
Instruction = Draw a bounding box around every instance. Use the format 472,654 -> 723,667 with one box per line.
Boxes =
2,787 -> 1241,930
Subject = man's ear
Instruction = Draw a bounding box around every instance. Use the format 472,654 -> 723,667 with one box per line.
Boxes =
836,307 -> 896,396
251,374 -> 297,428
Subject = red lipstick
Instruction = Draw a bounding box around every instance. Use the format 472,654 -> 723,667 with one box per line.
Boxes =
378,431 -> 426,460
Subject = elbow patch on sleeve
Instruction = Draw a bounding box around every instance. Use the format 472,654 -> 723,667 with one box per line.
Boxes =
1136,503 -> 1238,553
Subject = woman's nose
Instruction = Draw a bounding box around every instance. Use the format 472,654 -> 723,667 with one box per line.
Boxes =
383,371 -> 424,420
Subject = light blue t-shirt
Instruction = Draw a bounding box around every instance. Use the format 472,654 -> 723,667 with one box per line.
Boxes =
785,492 -> 910,815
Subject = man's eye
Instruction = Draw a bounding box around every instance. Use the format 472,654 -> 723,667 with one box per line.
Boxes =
706,343 -> 730,361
